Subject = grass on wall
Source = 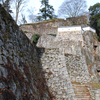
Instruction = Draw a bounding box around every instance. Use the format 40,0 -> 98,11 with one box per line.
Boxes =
32,34 -> 40,45
48,34 -> 56,37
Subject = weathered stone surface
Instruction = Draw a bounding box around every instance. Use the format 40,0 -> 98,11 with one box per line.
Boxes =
1,2 -> 100,100
0,4 -> 52,100
38,48 -> 76,100
65,54 -> 91,83
36,24 -> 100,99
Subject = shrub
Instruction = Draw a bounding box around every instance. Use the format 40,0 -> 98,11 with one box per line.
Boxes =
23,31 -> 28,33
32,34 -> 40,45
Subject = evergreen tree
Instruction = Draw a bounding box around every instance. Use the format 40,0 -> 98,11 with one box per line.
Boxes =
89,3 -> 100,41
39,0 -> 57,20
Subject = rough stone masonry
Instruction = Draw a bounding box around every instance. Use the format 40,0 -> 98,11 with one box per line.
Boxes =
36,24 -> 100,99
1,3 -> 100,100
21,11 -> 100,99
0,4 -> 53,100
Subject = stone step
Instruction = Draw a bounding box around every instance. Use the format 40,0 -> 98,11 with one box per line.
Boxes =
72,84 -> 91,100
76,95 -> 91,98
75,94 -> 90,96
77,99 -> 91,100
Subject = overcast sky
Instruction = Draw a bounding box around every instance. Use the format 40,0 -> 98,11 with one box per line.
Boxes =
27,0 -> 100,14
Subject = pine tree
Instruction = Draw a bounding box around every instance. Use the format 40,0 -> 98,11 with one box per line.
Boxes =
39,0 -> 57,20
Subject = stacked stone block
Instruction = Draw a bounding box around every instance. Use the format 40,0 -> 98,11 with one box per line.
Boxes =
57,31 -> 83,42
39,48 -> 76,100
65,54 -> 91,83
0,5 -> 52,100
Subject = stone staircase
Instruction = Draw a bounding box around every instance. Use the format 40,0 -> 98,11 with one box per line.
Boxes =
72,83 -> 91,100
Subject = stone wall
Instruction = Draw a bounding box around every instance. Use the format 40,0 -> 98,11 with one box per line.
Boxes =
37,34 -> 56,47
20,16 -> 88,46
65,54 -> 91,83
37,44 -> 99,99
36,28 -> 100,99
66,15 -> 88,26
38,40 -> 82,55
56,31 -> 83,41
0,5 -> 53,100
95,89 -> 100,100
20,19 -> 66,41
20,15 -> 88,41
38,48 -> 76,100
1,4 -> 100,100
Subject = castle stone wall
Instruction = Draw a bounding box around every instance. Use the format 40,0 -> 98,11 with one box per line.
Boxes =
20,19 -> 66,41
0,5 -> 52,100
38,48 -> 76,100
65,54 -> 91,83
56,31 -> 83,41
1,3 -> 100,99
39,41 -> 82,55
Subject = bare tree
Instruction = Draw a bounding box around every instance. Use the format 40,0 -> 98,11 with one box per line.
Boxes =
21,14 -> 27,24
14,0 -> 26,23
58,0 -> 87,18
27,7 -> 37,23
36,14 -> 43,22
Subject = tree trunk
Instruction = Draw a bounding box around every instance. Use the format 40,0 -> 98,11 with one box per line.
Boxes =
45,2 -> 46,20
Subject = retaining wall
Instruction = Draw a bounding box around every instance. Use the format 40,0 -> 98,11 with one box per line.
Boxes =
38,48 -> 76,100
0,5 -> 52,100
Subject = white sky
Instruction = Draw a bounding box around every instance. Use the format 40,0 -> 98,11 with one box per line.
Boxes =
27,0 -> 100,15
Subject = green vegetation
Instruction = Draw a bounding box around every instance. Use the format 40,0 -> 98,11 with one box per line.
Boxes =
48,34 -> 56,37
89,3 -> 100,41
51,19 -> 56,22
32,24 -> 36,28
39,0 -> 57,20
89,83 -> 100,88
23,31 -> 28,33
32,34 -> 40,45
